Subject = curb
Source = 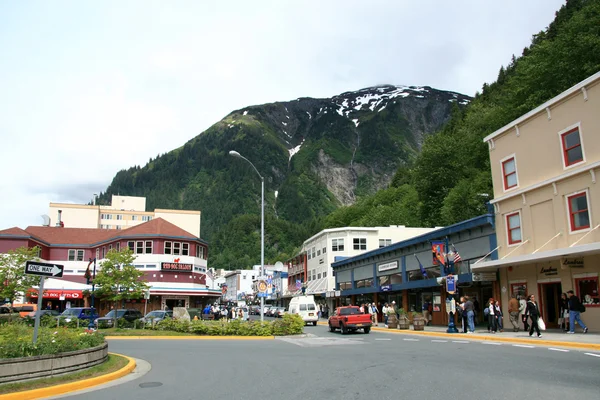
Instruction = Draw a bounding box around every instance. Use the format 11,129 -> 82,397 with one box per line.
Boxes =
0,352 -> 135,400
105,335 -> 275,340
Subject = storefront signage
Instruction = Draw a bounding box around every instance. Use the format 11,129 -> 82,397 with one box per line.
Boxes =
378,261 -> 398,272
29,290 -> 82,299
472,272 -> 497,282
335,290 -> 341,297
381,285 -> 392,292
161,262 -> 193,272
561,258 -> 584,268
446,275 -> 456,294
540,266 -> 558,276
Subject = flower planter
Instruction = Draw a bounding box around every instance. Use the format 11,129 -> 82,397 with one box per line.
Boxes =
387,314 -> 398,329
413,317 -> 425,331
398,317 -> 410,330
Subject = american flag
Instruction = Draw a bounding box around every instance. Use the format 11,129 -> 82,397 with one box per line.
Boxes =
452,245 -> 462,263
206,268 -> 214,280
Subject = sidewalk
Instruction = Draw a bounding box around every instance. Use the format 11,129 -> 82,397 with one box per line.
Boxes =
318,320 -> 600,351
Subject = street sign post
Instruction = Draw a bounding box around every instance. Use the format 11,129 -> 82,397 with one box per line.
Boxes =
24,261 -> 64,344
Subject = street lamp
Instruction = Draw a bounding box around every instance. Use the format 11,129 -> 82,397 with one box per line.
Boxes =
229,150 -> 265,322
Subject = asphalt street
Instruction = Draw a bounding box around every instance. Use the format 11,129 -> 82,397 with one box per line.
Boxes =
58,324 -> 600,400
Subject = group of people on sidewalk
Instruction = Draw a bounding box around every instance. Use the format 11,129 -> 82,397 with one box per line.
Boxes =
456,290 -> 588,337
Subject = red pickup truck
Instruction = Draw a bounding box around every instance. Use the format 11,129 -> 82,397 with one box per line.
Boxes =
328,306 -> 372,334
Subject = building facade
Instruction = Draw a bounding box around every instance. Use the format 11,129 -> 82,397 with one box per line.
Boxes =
0,218 -> 220,315
474,71 -> 600,330
331,215 -> 498,326
48,195 -> 201,238
224,270 -> 257,303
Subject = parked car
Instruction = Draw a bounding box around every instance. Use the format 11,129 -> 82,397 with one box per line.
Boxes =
95,309 -> 142,328
58,307 -> 98,323
12,303 -> 38,318
273,307 -> 287,318
328,306 -> 372,334
28,309 -> 61,318
288,295 -> 319,325
249,305 -> 260,315
141,310 -> 173,326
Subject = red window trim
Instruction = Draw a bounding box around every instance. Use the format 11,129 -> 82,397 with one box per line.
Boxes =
574,277 -> 599,307
506,212 -> 522,245
561,127 -> 583,167
502,157 -> 517,190
568,192 -> 590,231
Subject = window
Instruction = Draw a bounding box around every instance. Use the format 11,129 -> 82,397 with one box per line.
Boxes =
196,245 -> 205,259
317,249 -> 321,256
142,215 -> 152,222
132,215 -> 137,221
101,247 -> 106,258
116,214 -> 123,220
322,247 -> 326,254
501,156 -> 518,190
145,241 -> 153,254
379,239 -> 392,248
116,242 -> 120,251
339,282 -> 352,290
164,241 -> 172,254
173,242 -> 181,255
332,238 -> 344,252
323,271 -> 327,278
116,226 -> 121,230
68,249 -> 85,261
576,277 -> 599,306
182,243 -> 189,256
100,213 -> 112,220
108,244 -> 112,251
560,126 -> 584,167
318,273 -> 322,279
353,238 -> 366,250
96,248 -> 100,259
311,247 -> 315,258
128,241 -> 135,252
307,252 -> 311,260
506,212 -> 522,245
567,191 -> 590,232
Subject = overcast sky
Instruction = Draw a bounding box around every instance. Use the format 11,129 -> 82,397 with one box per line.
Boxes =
0,0 -> 566,229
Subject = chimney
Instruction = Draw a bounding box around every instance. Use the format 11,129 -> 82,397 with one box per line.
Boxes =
56,210 -> 64,227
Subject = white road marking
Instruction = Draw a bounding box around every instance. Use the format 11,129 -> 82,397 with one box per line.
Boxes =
513,344 -> 535,348
548,348 -> 569,352
431,340 -> 448,343
403,338 -> 419,341
584,353 -> 600,358
482,342 -> 503,345
452,340 -> 470,344
375,338 -> 391,341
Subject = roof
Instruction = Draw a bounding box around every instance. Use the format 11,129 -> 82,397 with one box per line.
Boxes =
331,214 -> 495,269
483,70 -> 600,143
0,218 -> 205,247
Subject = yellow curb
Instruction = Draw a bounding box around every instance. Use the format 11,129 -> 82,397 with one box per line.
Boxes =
0,352 -> 135,400
105,335 -> 275,340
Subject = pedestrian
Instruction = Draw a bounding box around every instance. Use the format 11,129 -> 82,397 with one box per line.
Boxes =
526,294 -> 542,338
371,302 -> 379,326
382,303 -> 389,327
486,298 -> 497,333
566,290 -> 588,334
464,296 -> 475,333
422,298 -> 431,326
458,297 -> 467,333
559,293 -> 570,332
519,295 -> 529,331
237,307 -> 244,320
46,301 -> 52,310
473,297 -> 480,323
495,300 -> 503,332
508,294 -> 520,332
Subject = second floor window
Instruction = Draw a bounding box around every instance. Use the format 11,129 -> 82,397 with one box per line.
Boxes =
145,241 -> 153,254
353,238 -> 366,250
567,191 -> 590,232
506,212 -> 522,245
164,241 -> 172,255
560,126 -> 584,167
136,241 -> 144,254
502,156 -> 518,190
332,238 -> 344,252
379,239 -> 392,248
128,241 -> 135,252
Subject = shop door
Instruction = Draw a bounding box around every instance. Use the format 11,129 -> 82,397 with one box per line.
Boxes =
539,282 -> 561,328
166,299 -> 186,309
430,292 -> 443,325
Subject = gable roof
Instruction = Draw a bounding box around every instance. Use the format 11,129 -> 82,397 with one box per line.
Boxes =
0,218 -> 205,247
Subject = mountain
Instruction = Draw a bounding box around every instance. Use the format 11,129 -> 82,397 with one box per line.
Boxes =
98,85 -> 471,243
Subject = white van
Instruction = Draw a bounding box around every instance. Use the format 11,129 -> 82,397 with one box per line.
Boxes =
288,295 -> 319,326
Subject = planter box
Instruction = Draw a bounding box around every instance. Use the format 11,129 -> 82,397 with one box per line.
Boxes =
398,317 -> 410,330
387,314 -> 398,329
0,342 -> 108,384
413,318 -> 425,331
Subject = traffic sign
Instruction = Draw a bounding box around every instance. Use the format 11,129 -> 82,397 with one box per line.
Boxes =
25,261 -> 64,278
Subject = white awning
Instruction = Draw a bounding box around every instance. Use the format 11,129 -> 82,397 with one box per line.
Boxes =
472,242 -> 600,271
306,278 -> 327,295
34,278 -> 92,290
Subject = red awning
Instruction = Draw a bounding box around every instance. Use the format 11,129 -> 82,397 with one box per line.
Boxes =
29,290 -> 84,300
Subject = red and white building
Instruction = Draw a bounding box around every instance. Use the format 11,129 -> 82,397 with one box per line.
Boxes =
0,218 -> 221,315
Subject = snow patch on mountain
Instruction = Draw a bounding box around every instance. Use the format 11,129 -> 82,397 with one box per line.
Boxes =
288,138 -> 305,161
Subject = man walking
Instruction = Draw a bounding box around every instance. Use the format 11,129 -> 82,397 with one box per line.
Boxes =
371,302 -> 379,326
567,290 -> 588,334
508,294 -> 520,332
464,296 -> 475,333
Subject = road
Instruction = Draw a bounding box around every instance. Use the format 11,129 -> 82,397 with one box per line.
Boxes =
59,323 -> 600,400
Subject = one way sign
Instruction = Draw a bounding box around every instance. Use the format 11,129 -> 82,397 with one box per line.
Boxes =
25,261 -> 64,278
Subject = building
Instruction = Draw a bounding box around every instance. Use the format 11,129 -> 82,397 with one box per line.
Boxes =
48,195 -> 201,237
224,270 -> 257,303
0,218 -> 220,315
473,71 -> 600,330
284,225 -> 440,310
331,215 -> 498,326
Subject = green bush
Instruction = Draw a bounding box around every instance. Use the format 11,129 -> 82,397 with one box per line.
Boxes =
272,314 -> 304,336
0,325 -> 105,359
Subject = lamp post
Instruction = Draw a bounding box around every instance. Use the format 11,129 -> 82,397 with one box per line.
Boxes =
229,150 -> 265,322
86,258 -> 97,329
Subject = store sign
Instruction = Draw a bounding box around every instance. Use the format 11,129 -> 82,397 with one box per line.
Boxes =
561,258 -> 584,268
161,262 -> 193,272
381,285 -> 392,292
30,290 -> 82,299
472,272 -> 497,282
540,266 -> 558,276
378,261 -> 398,272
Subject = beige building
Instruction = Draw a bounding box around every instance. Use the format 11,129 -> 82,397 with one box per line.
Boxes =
48,195 -> 201,238
474,71 -> 600,331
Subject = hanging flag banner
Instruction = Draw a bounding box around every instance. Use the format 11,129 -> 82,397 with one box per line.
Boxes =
431,241 -> 446,265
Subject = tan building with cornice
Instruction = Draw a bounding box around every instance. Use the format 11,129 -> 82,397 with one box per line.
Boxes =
474,71 -> 600,332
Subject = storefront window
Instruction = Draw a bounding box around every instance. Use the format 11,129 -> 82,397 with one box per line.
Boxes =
355,279 -> 373,288
576,277 -> 599,305
339,282 -> 352,290
511,282 -> 527,299
379,273 -> 402,286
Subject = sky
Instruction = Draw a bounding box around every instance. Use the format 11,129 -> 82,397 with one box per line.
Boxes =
0,0 -> 566,230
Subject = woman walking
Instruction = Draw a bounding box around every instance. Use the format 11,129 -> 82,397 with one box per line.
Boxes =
494,300 -> 504,332
526,294 -> 542,338
559,293 -> 570,332
487,298 -> 497,333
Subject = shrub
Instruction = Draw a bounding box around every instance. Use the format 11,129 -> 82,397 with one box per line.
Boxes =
272,314 -> 304,336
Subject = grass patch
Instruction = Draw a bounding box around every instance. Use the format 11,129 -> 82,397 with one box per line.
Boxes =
0,353 -> 129,394
101,328 -> 191,336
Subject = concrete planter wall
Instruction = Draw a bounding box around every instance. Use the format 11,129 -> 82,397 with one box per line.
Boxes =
0,342 -> 108,384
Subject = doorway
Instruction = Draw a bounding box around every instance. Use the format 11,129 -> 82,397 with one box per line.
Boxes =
539,282 -> 561,328
166,298 -> 186,310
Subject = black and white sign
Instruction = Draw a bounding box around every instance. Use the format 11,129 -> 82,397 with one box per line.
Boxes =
25,261 -> 64,278
378,261 -> 398,272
